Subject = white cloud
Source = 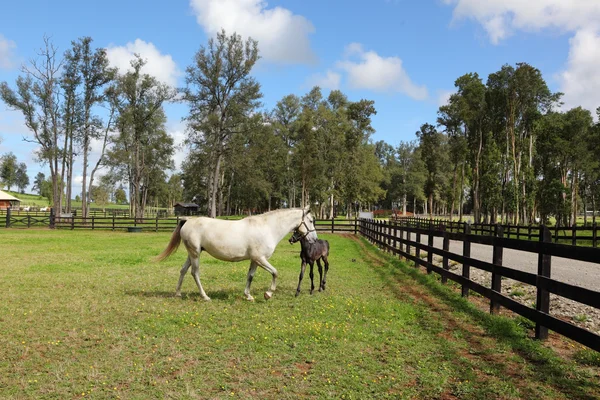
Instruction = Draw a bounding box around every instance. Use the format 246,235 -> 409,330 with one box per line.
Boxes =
336,43 -> 428,100
189,0 -> 316,64
444,0 -> 600,114
0,34 -> 17,69
305,70 -> 341,90
558,29 -> 600,113
106,39 -> 180,87
444,0 -> 600,44
437,89 -> 456,107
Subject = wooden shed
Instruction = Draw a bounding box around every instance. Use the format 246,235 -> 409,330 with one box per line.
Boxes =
174,202 -> 200,216
0,190 -> 21,210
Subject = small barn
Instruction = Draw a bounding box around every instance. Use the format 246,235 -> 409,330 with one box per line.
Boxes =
174,202 -> 200,216
0,190 -> 21,210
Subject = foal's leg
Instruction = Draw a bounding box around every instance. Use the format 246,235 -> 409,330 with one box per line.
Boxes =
309,262 -> 315,294
321,256 -> 329,291
244,261 -> 258,301
256,256 -> 278,300
190,255 -> 210,301
316,259 -> 324,292
175,256 -> 191,297
295,260 -> 307,297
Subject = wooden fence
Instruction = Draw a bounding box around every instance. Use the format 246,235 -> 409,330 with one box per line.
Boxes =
2,208 -> 359,233
395,216 -> 599,247
359,218 -> 600,352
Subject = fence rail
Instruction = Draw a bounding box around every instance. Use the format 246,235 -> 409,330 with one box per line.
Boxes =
394,216 -> 599,247
2,208 -> 359,233
359,218 -> 600,352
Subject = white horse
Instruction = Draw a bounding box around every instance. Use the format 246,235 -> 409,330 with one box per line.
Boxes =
156,207 -> 317,301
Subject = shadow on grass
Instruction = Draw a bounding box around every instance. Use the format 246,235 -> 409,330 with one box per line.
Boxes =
125,288 -> 238,301
359,238 -> 600,400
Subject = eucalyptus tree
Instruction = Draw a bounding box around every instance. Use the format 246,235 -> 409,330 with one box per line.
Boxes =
416,123 -> 448,216
32,172 -> 46,195
106,56 -> 176,219
183,29 -> 262,218
0,37 -> 63,212
272,94 -> 301,207
15,163 -> 29,193
0,152 -> 18,191
63,37 -> 115,217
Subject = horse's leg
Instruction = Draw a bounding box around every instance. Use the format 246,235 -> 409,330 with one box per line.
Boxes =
295,260 -> 307,297
190,255 -> 210,301
256,256 -> 278,300
316,259 -> 324,292
322,256 -> 329,291
175,256 -> 191,297
244,261 -> 258,301
309,262 -> 315,295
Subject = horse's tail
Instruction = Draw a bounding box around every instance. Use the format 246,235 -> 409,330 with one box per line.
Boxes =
324,240 -> 330,257
155,219 -> 187,262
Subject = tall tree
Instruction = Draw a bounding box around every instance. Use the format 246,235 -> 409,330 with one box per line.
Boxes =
183,29 -> 262,218
0,37 -> 63,212
64,37 -> 115,217
0,152 -> 18,191
32,172 -> 46,195
107,56 -> 176,219
15,162 -> 29,193
416,123 -> 448,217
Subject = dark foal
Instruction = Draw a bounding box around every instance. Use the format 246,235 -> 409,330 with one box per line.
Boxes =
289,230 -> 330,296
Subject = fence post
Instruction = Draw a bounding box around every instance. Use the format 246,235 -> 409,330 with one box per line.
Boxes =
112,215 -> 115,231
442,225 -> 449,284
393,221 -> 398,253
415,222 -> 421,268
354,217 -> 358,235
528,224 -> 532,241
554,224 -> 558,243
572,224 -> 577,246
27,214 -> 31,228
462,222 -> 471,297
156,215 -> 159,232
49,207 -> 55,229
593,222 -> 597,248
536,225 -> 552,341
490,224 -> 504,314
71,214 -> 75,230
427,221 -> 434,275
406,224 -> 411,257
92,216 -> 95,230
5,207 -> 11,228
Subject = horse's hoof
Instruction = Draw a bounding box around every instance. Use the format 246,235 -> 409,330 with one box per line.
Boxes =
246,295 -> 255,301
295,292 -> 300,297
203,297 -> 211,301
174,293 -> 182,298
264,291 -> 272,300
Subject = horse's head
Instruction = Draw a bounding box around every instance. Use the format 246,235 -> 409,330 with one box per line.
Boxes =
290,207 -> 317,244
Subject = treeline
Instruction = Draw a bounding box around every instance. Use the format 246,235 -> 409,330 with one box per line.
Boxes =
181,31 -> 383,218
2,33 -> 599,223
377,63 -> 600,225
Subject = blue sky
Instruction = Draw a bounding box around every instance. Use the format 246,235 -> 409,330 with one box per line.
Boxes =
1,0 -> 599,195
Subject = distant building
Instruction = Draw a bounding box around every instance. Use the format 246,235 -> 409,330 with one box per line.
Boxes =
0,190 -> 20,210
174,202 -> 200,216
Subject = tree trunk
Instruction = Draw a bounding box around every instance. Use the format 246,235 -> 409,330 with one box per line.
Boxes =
210,153 -> 223,218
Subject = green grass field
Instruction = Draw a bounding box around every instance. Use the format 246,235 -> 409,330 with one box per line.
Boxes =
0,230 -> 598,399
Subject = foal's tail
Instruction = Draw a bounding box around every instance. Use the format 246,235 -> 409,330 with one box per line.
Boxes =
155,219 -> 187,262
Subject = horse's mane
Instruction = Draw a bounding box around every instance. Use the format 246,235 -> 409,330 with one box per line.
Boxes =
246,208 -> 306,220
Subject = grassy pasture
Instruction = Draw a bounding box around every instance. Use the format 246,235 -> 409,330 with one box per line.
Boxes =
0,230 -> 599,399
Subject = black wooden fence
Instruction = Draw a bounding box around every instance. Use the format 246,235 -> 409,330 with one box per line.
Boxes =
395,216 -> 599,247
359,218 -> 600,352
2,208 -> 359,233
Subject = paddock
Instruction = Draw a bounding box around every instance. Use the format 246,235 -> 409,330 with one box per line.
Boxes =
0,229 -> 598,399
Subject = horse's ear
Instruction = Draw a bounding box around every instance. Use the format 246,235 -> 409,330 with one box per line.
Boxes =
303,205 -> 310,213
